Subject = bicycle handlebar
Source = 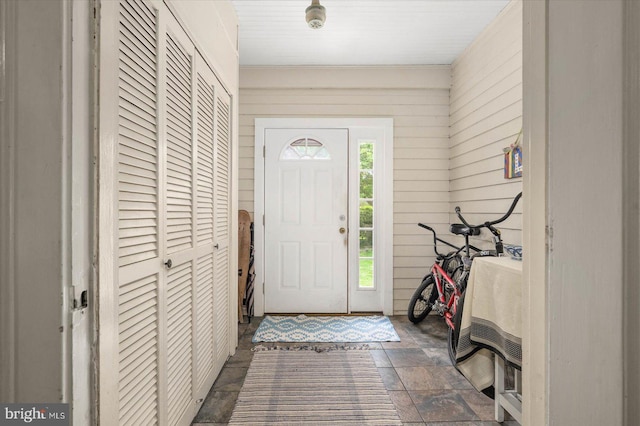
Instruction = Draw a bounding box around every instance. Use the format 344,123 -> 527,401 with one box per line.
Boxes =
418,223 -> 434,232
418,193 -> 521,259
455,192 -> 522,230
418,223 -> 481,257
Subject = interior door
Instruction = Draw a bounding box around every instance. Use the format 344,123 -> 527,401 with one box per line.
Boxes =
212,76 -> 232,372
264,128 -> 348,313
110,1 -> 164,423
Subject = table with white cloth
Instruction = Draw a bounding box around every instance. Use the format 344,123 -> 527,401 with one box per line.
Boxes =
454,256 -> 522,424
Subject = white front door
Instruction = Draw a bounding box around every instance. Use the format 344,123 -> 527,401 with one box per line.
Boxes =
264,128 -> 348,313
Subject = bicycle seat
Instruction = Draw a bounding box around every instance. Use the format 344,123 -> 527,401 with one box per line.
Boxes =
450,223 -> 481,236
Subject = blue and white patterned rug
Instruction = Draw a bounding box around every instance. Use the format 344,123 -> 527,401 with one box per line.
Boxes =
252,315 -> 400,343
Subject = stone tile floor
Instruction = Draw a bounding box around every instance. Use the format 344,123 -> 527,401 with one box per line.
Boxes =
192,315 -> 518,426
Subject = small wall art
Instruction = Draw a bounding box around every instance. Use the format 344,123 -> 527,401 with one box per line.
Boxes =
504,130 -> 523,179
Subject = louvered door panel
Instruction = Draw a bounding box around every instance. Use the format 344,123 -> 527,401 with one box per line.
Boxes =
118,273 -> 159,425
195,253 -> 214,388
193,56 -> 217,393
213,246 -> 229,366
166,33 -> 194,255
213,88 -> 232,369
166,261 -> 193,425
214,95 -> 231,245
115,0 -> 161,424
196,75 -> 215,246
117,0 -> 159,268
163,19 -> 197,426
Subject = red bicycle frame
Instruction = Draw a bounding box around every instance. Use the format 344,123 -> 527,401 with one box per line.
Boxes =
431,262 -> 462,329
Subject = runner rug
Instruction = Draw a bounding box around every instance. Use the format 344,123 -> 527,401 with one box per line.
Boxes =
228,351 -> 403,425
251,315 -> 400,343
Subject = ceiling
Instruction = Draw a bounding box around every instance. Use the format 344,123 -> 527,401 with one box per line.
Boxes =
230,0 -> 510,66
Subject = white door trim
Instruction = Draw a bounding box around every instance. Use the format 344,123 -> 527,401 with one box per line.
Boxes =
522,2 -> 548,424
254,118 -> 394,316
0,0 -> 16,401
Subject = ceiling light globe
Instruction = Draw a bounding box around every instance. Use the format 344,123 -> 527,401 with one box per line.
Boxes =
305,2 -> 326,29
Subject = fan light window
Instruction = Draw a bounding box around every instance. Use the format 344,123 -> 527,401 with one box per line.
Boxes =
281,138 -> 331,160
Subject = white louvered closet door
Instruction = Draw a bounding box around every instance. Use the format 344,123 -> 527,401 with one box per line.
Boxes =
163,14 -> 197,426
113,0 -> 162,424
99,1 -> 233,425
213,80 -> 232,372
193,52 -> 219,399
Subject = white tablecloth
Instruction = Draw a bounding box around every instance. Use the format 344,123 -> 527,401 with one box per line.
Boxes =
455,256 -> 522,391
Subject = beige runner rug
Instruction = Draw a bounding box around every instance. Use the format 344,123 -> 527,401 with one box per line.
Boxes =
228,351 -> 402,425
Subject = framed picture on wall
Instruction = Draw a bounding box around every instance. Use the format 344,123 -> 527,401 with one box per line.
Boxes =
504,132 -> 523,179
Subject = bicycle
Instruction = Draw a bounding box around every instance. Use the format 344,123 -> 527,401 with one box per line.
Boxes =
407,192 -> 522,366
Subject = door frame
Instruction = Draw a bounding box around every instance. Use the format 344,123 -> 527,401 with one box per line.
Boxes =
253,118 -> 394,316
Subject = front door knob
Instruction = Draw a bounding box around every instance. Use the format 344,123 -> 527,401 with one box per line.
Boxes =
339,227 -> 346,234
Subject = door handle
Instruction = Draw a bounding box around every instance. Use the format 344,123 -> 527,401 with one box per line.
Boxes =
339,227 -> 346,234
164,259 -> 173,269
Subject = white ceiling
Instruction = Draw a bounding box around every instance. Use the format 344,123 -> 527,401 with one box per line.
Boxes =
230,0 -> 510,66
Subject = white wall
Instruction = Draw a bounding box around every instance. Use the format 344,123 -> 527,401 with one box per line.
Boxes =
523,0 -> 634,424
238,66 -> 451,314
449,0 -> 522,246
623,0 -> 640,422
545,1 -> 624,424
0,0 -> 67,402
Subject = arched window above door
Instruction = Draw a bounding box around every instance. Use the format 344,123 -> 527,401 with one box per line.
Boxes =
280,137 -> 331,160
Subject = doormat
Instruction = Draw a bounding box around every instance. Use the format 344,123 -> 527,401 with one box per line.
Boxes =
251,314 -> 400,343
252,343 -> 372,352
228,351 -> 403,425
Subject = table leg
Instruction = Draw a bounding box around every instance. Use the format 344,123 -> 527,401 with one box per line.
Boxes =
495,354 -> 505,422
494,355 -> 523,424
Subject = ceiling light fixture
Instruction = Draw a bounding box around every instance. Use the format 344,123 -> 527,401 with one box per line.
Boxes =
305,0 -> 326,29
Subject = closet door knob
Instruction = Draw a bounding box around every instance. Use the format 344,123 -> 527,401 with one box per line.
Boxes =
164,259 -> 173,269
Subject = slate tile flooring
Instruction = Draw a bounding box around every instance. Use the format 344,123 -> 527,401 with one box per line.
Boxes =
192,316 -> 518,426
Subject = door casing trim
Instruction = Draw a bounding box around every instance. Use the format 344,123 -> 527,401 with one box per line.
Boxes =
253,118 -> 394,316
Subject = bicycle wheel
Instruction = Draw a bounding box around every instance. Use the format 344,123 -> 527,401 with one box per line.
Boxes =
407,274 -> 438,323
443,254 -> 462,278
447,290 -> 465,366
